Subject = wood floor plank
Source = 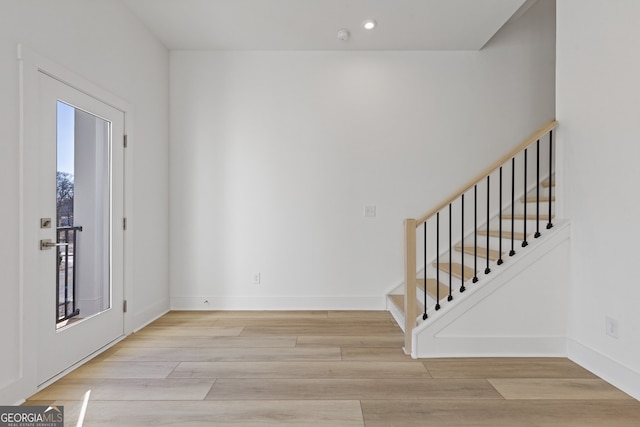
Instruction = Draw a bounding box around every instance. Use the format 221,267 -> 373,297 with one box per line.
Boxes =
65,361 -> 179,379
341,347 -> 414,362
89,341 -> 129,361
54,400 -> 365,426
21,400 -> 55,406
326,310 -> 395,320
488,378 -> 633,400
148,318 -> 218,327
169,361 -> 430,379
134,326 -> 244,337
190,310 -> 330,319
219,318 -> 398,328
106,346 -> 342,362
205,378 -> 502,400
361,399 -> 640,427
30,378 -> 215,401
122,335 -> 297,348
424,358 -> 597,379
296,335 -> 403,347
239,324 -> 401,336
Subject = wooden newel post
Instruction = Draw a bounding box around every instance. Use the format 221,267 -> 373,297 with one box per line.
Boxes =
404,218 -> 417,355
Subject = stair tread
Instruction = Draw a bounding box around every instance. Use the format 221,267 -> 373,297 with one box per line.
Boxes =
477,229 -> 529,240
503,213 -> 554,220
455,245 -> 503,261
389,293 -> 423,315
522,196 -> 556,203
417,278 -> 450,299
433,262 -> 475,281
542,179 -> 556,187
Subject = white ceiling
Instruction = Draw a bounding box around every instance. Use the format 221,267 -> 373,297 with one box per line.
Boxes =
121,0 -> 532,51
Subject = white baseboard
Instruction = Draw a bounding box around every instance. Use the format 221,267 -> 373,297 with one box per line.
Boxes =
412,336 -> 566,359
567,339 -> 640,401
170,296 -> 386,311
127,298 -> 170,334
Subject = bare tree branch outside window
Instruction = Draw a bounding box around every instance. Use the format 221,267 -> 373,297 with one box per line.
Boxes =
56,171 -> 74,226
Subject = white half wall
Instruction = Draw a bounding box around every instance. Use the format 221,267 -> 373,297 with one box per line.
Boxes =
0,0 -> 169,404
413,221 -> 571,358
169,0 -> 556,310
557,1 -> 640,400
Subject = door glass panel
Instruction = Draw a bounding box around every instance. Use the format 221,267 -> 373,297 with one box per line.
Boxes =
56,100 -> 112,329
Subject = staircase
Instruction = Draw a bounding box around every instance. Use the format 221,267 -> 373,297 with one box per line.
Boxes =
388,120 -> 559,355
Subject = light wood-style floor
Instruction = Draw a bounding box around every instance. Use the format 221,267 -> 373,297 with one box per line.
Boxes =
26,311 -> 640,426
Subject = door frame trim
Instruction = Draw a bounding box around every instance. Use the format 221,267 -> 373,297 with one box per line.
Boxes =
17,44 -> 134,397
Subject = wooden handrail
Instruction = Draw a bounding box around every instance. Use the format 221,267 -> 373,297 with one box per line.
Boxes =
414,119 -> 557,225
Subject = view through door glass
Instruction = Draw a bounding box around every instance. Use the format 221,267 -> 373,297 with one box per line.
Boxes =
55,100 -> 111,329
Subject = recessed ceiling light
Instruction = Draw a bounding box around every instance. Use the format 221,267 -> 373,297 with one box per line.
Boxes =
363,19 -> 377,30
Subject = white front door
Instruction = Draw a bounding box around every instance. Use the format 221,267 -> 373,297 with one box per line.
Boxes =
36,72 -> 125,385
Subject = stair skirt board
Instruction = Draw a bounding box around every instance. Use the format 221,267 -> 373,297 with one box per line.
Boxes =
411,221 -> 570,358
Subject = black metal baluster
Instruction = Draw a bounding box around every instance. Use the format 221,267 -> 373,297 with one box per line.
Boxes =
460,194 -> 466,292
448,203 -> 453,302
522,149 -> 529,247
497,167 -> 504,265
547,130 -> 554,230
485,176 -> 491,275
56,230 -> 61,320
473,186 -> 478,283
436,212 -> 441,310
423,222 -> 428,320
71,226 -> 81,319
71,229 -> 77,317
63,229 -> 69,317
510,158 -> 516,257
535,139 -> 541,238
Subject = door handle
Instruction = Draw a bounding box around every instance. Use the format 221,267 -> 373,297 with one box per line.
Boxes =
40,239 -> 69,250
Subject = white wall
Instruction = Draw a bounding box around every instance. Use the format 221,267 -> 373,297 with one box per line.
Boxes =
0,0 -> 169,404
557,1 -> 640,399
169,0 -> 556,309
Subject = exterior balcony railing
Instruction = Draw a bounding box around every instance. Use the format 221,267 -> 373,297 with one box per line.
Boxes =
56,225 -> 82,324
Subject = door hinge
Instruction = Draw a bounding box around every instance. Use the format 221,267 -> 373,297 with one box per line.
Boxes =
123,300 -> 128,313
123,217 -> 127,230
124,134 -> 128,148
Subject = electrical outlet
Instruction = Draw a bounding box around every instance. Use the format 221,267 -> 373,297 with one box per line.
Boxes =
605,316 -> 619,338
252,272 -> 261,285
364,205 -> 376,217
